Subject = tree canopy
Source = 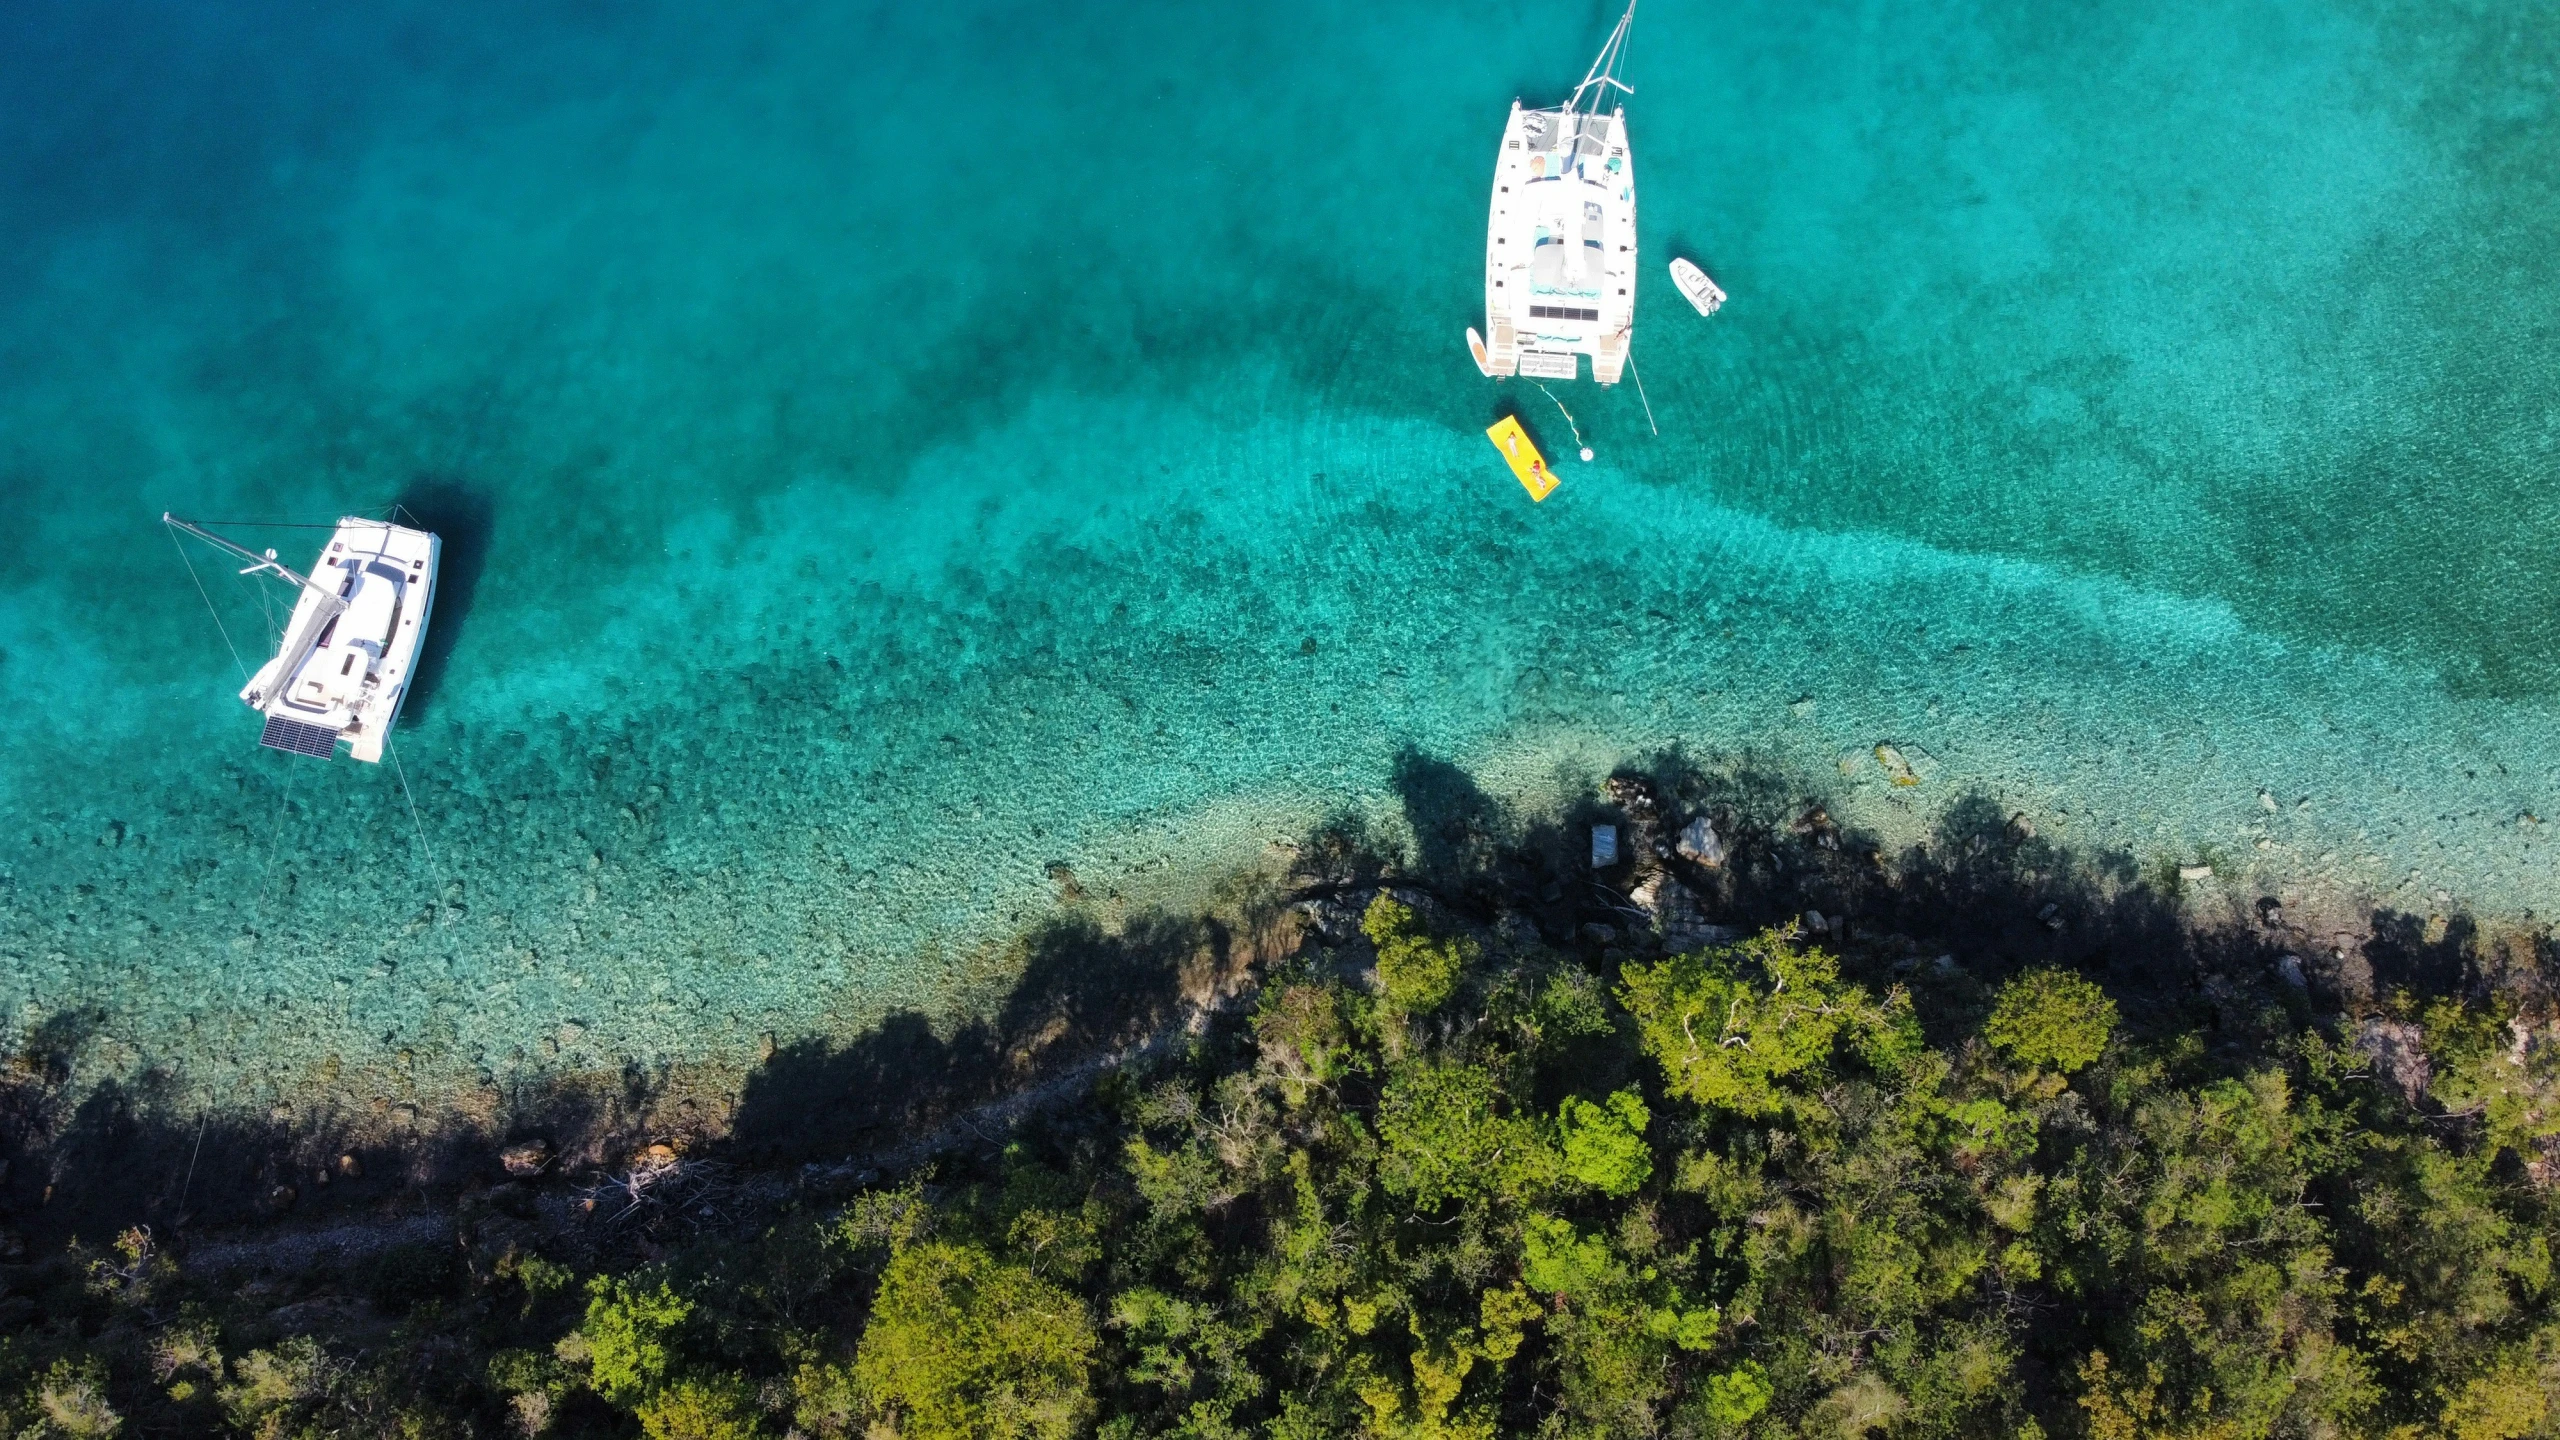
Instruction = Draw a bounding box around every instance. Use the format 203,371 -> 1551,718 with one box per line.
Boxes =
1,906 -> 2554,1439
1984,967 -> 2119,1073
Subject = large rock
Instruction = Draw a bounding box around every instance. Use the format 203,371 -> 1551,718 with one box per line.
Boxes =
2356,1019 -> 2431,1105
1676,815 -> 1727,868
1630,872 -> 1742,951
500,1138 -> 554,1178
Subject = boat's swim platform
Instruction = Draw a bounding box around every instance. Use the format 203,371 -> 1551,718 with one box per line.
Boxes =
1486,416 -> 1559,502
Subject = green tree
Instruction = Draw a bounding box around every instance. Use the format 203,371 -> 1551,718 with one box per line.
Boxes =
1362,896 -> 1475,1016
853,1240 -> 1097,1440
635,1375 -> 765,1440
218,1336 -> 346,1434
1984,968 -> 2117,1073
1557,1089 -> 1653,1196
1616,931 -> 1877,1116
1254,981 -> 1353,1101
2424,995 -> 2560,1159
1376,1060 -> 1553,1208
21,1359 -> 122,1439
1520,1216 -> 1624,1299
579,1276 -> 693,1405
1697,1360 -> 1774,1426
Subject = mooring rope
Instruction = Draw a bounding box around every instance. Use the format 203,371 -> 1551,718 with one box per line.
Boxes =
1532,380 -> 1590,457
167,524 -> 250,685
1628,347 -> 1660,437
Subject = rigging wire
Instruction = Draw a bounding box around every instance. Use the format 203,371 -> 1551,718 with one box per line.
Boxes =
167,524 -> 251,685
389,736 -> 442,892
182,511 -> 390,530
180,520 -> 347,531
1627,347 -> 1660,437
257,569 -> 284,651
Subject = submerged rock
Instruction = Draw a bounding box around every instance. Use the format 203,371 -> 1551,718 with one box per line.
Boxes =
1875,744 -> 1919,787
1792,807 -> 1839,850
1604,775 -> 1666,854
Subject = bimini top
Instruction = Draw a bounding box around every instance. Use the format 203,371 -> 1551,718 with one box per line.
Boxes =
1471,4 -> 1638,386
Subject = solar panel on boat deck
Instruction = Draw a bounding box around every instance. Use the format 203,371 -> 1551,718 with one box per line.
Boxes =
259,715 -> 340,759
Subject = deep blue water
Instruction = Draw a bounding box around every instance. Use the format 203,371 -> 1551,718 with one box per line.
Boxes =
2,0 -> 2556,1117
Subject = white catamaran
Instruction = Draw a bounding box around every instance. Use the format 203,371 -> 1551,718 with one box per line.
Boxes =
164,514 -> 440,763
1470,3 -> 1639,386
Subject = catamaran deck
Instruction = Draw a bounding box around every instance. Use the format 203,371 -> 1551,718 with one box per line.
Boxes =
244,518 -> 438,764
1481,103 -> 1637,384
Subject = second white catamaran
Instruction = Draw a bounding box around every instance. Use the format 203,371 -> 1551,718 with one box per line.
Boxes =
1470,3 -> 1640,386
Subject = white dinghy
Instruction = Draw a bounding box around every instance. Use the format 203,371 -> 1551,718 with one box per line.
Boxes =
1470,2 -> 1640,386
1669,257 -> 1726,317
165,514 -> 440,762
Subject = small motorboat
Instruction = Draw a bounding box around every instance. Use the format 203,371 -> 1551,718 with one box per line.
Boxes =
1669,257 -> 1726,317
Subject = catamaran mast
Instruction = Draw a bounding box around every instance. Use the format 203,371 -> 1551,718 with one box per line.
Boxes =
164,513 -> 349,705
1567,1 -> 1637,116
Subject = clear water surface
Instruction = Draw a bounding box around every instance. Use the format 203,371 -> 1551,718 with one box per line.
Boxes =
2,0 -> 2555,1115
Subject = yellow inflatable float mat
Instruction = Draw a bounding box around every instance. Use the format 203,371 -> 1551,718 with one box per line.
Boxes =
1485,416 -> 1558,502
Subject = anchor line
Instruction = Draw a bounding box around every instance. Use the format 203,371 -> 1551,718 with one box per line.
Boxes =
390,736 -> 442,892
260,753 -> 302,898
1628,347 -> 1660,437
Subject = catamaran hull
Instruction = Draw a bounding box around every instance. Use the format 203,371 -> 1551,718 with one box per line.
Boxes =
242,519 -> 440,764
1481,98 -> 1636,386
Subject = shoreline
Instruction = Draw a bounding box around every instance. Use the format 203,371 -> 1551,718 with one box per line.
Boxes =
5,743 -> 2547,1253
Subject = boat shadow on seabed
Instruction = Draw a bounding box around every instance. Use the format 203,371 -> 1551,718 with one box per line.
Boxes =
389,479 -> 496,725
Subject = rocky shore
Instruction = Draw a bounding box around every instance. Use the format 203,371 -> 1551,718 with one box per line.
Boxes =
0,747 -> 2553,1435
7,747 -> 2548,1265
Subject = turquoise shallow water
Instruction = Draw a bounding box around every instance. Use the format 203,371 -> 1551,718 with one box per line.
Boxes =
2,0 -> 2556,1115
